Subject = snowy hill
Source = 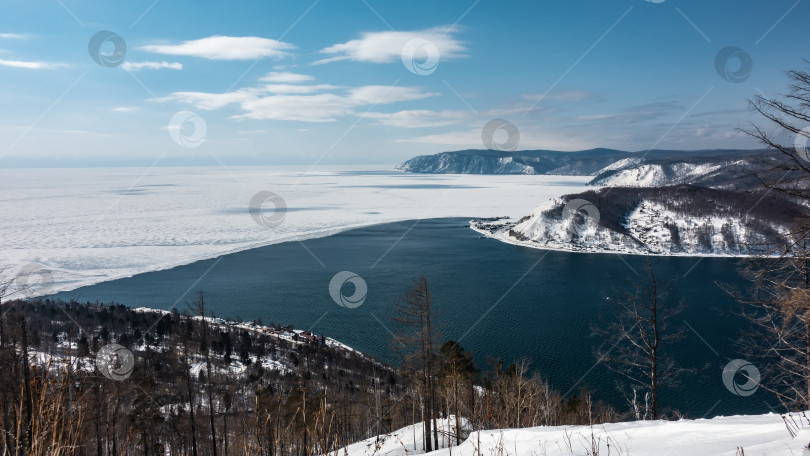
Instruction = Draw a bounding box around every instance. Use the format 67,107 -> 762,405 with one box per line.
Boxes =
587,150 -> 805,191
337,413 -> 810,456
471,186 -> 805,256
396,149 -> 765,176
589,162 -> 725,187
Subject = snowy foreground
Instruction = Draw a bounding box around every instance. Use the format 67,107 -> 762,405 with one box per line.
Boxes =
339,415 -> 810,456
1,166 -> 588,294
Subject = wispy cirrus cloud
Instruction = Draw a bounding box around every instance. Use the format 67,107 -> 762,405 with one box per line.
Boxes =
396,125 -> 596,151
121,61 -> 183,71
358,109 -> 473,128
522,90 -> 592,103
575,101 -> 682,124
155,73 -> 438,122
315,26 -> 466,65
0,33 -> 30,40
0,59 -> 67,69
139,36 -> 295,60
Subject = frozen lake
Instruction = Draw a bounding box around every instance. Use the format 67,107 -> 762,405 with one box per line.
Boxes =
48,218 -> 763,418
1,166 -> 589,293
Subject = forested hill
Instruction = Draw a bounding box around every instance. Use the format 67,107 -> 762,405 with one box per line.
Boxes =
0,298 -> 617,455
0,299 -> 399,454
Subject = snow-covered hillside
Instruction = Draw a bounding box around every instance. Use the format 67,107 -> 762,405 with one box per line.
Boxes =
589,162 -> 724,187
396,152 -> 540,174
471,186 -> 803,256
585,151 -> 806,191
338,414 -> 810,456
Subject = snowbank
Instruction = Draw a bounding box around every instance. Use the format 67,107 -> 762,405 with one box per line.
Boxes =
338,414 -> 810,456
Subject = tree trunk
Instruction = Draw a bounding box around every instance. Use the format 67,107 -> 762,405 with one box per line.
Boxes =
650,263 -> 659,420
454,375 -> 461,445
187,351 -> 199,456
21,316 -> 33,450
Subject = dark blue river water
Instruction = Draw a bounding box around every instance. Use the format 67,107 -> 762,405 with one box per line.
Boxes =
49,218 -> 771,418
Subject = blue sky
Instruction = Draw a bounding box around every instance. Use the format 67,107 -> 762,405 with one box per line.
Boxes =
0,0 -> 807,167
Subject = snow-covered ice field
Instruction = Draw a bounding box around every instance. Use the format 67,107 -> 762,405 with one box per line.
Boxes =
1,166 -> 589,294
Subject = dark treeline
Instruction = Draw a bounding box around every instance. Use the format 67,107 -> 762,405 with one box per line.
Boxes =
0,293 -> 616,456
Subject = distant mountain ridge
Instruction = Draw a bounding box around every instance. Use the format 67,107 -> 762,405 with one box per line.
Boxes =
396,148 -> 768,177
401,147 -> 808,256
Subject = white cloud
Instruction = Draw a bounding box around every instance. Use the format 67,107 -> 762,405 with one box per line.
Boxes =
139,36 -> 295,60
112,107 -> 140,112
156,90 -> 254,111
239,86 -> 437,122
0,33 -> 29,40
238,93 -> 358,122
260,72 -> 313,83
0,59 -> 66,69
260,83 -> 338,94
315,26 -> 466,65
157,80 -> 438,123
347,86 -> 437,104
121,61 -> 183,71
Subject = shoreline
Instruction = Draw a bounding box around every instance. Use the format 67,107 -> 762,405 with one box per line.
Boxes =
39,217 -> 449,297
45,211 -> 758,299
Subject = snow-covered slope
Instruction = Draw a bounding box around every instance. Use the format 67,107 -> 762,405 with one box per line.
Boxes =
338,417 -> 469,456
471,186 -> 803,256
338,413 -> 810,456
590,162 -> 724,187
586,151 -> 807,191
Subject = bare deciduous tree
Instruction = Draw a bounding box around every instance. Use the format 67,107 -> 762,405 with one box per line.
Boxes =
392,275 -> 439,452
731,61 -> 810,411
594,261 -> 687,419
